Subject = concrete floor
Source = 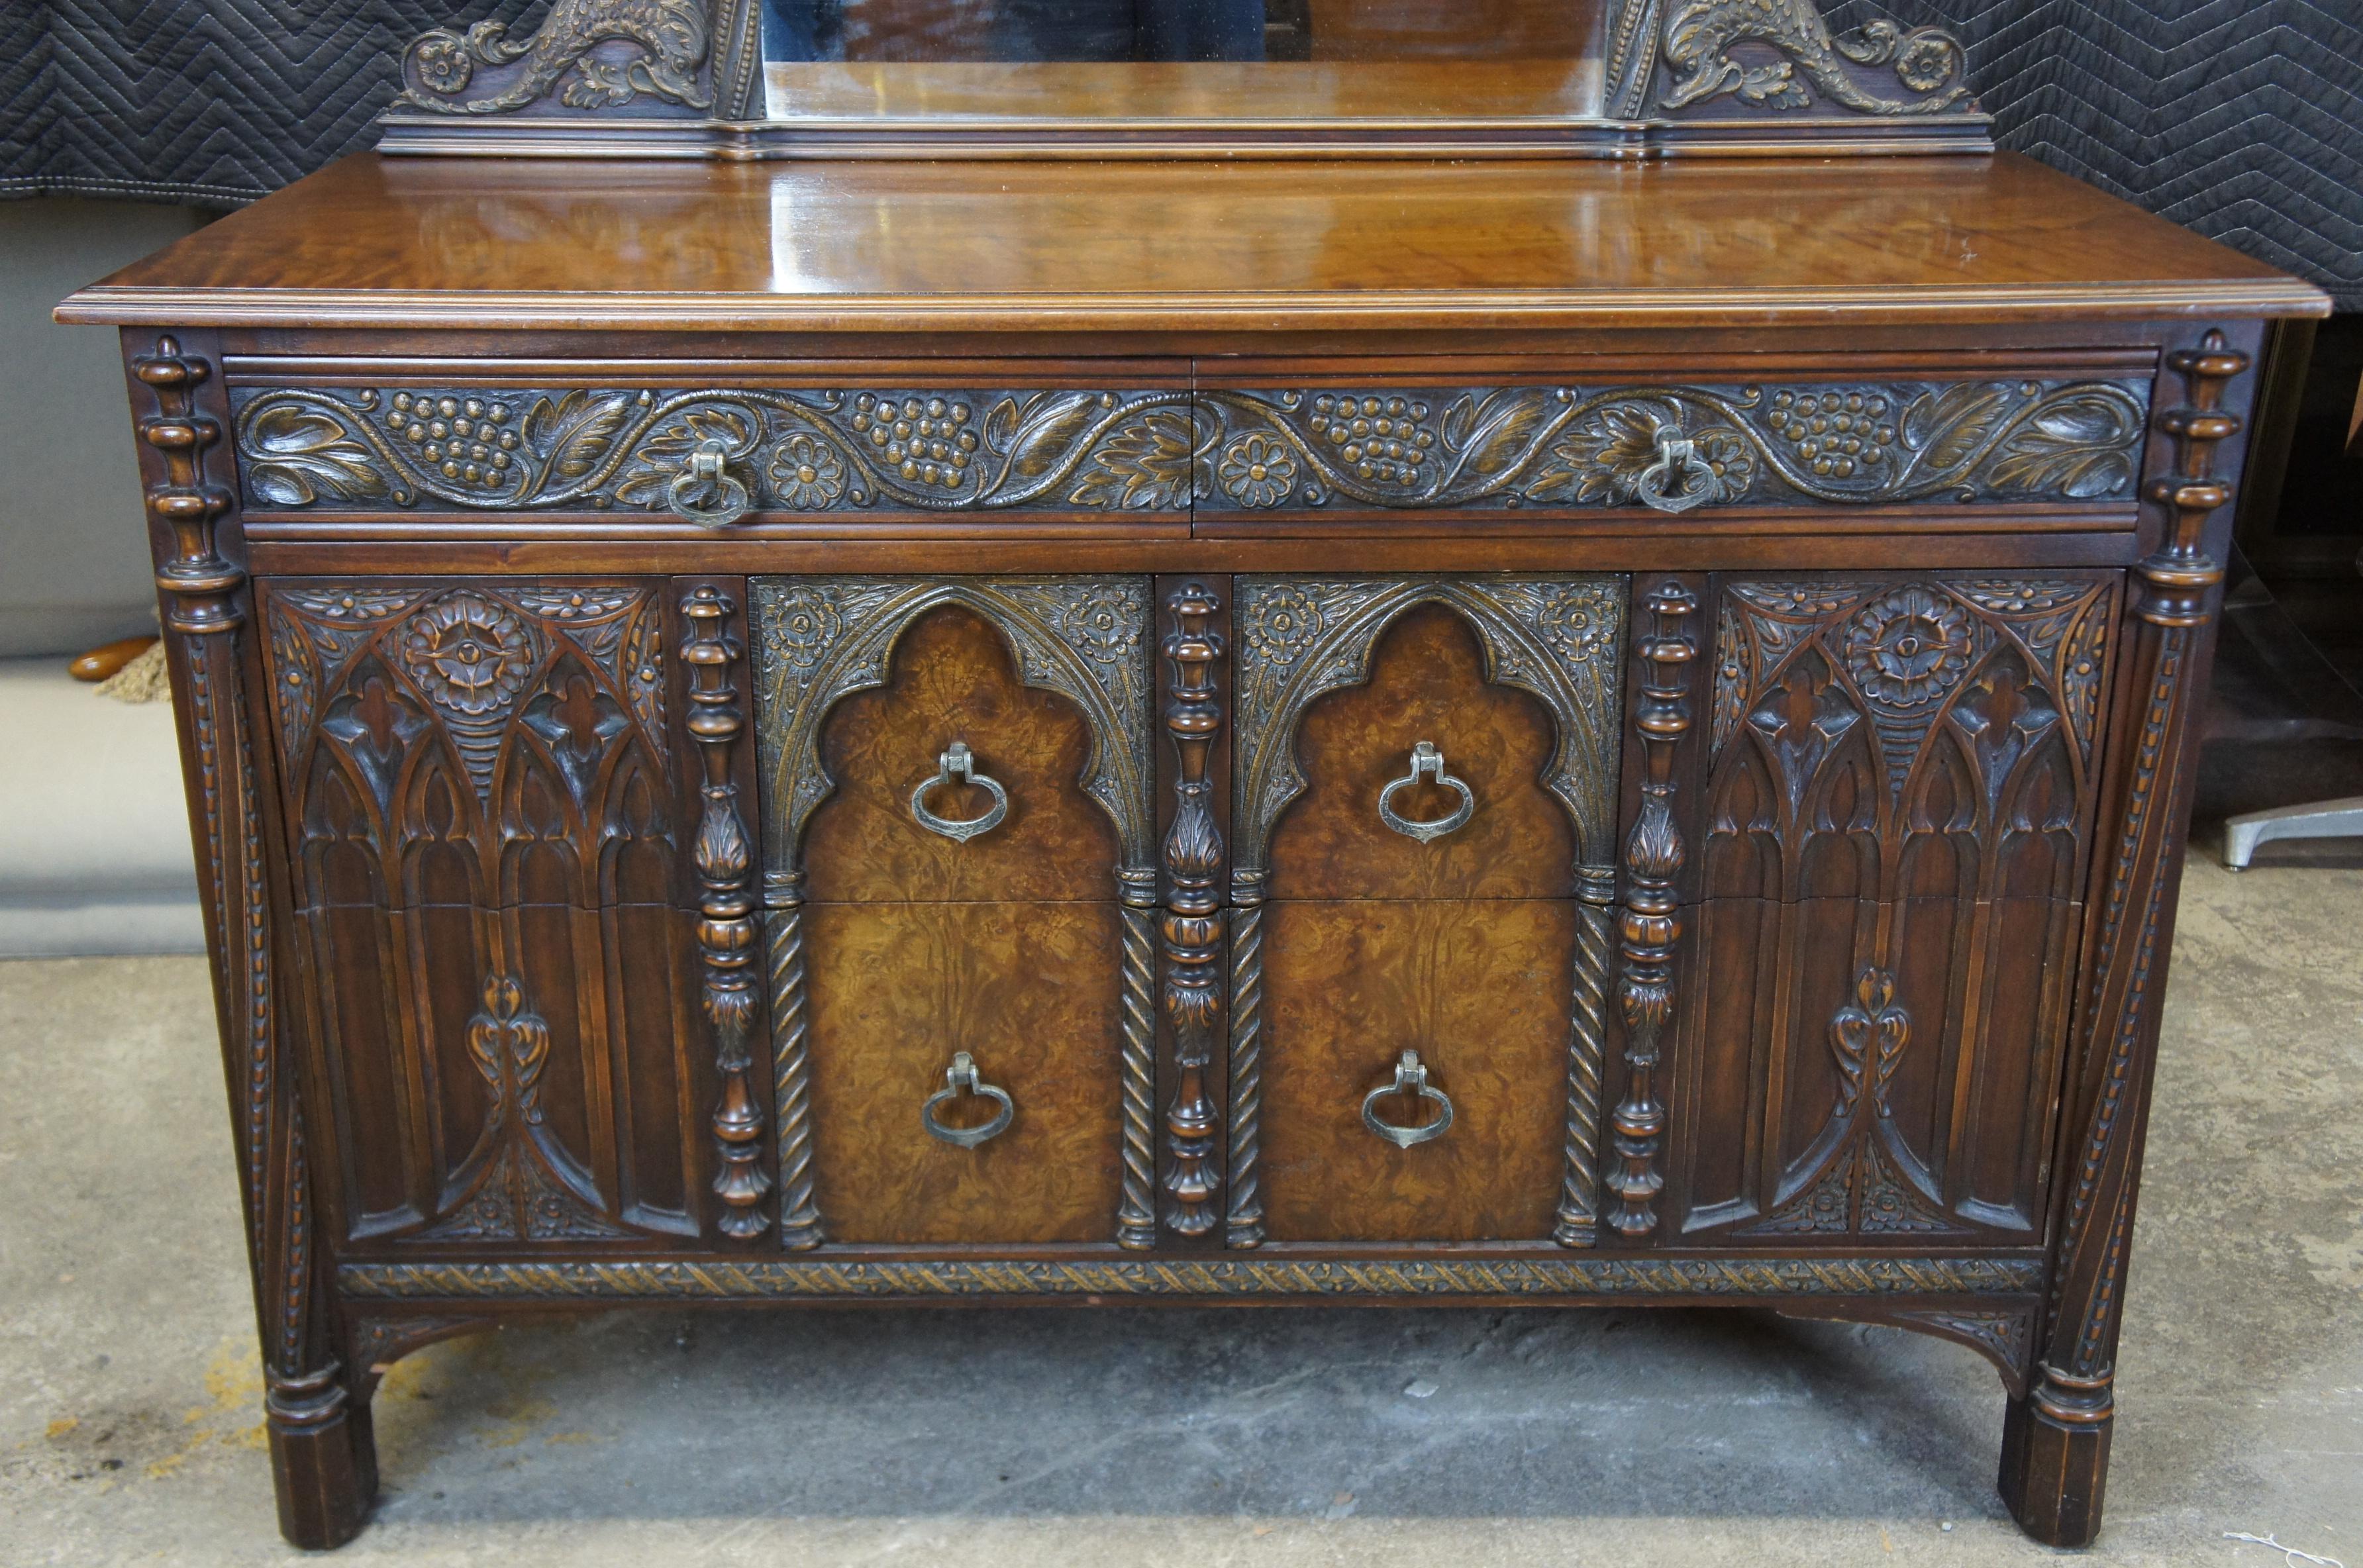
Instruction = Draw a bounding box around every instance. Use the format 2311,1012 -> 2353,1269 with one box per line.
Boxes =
3,856 -> 2357,1567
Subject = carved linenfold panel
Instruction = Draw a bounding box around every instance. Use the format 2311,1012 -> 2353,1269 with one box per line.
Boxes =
1192,380 -> 2144,513
1658,1 -> 1972,117
342,1252 -> 2046,1299
260,577 -> 703,1248
1228,576 -> 1626,1248
1678,571 -> 2124,1246
230,386 -> 1194,514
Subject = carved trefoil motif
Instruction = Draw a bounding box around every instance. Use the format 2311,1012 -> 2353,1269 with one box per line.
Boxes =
260,579 -> 700,1246
748,577 -> 1158,1247
1679,572 -> 2123,1242
1226,575 -> 1627,1248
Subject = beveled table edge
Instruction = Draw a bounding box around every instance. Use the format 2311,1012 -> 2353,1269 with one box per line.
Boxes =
55,278 -> 2334,332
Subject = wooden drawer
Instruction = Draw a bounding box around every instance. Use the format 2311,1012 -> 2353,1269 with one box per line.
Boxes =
750,576 -> 1159,1246
1226,575 -> 1629,1246
1193,365 -> 2155,520
1665,571 -> 2125,1242
223,368 -> 1194,524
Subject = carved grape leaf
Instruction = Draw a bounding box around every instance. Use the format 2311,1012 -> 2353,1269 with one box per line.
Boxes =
1449,389 -> 1562,491
983,392 -> 1106,488
1068,409 -> 1196,509
243,405 -> 390,507
1987,392 -> 2140,499
1900,383 -> 2013,475
526,390 -> 636,483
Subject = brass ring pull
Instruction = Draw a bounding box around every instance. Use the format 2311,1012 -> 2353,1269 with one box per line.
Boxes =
667,438 -> 753,528
909,741 -> 1010,842
921,1051 -> 1015,1148
1634,426 -> 1717,514
1362,1050 -> 1454,1148
1377,740 -> 1475,842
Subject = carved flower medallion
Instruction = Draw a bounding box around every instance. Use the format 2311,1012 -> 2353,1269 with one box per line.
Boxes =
763,587 -> 843,670
398,592 -> 536,717
768,434 -> 848,510
1842,587 -> 1973,709
1056,584 -> 1143,664
1217,434 -> 1300,509
1243,585 -> 1323,667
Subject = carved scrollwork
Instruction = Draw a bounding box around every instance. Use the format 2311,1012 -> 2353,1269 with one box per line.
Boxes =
231,386 -> 1196,514
1193,379 -> 2144,513
397,0 -> 716,116
1659,0 -> 1972,117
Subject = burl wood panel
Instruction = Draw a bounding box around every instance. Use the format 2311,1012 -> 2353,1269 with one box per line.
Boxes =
1671,573 -> 2120,1239
259,581 -> 709,1246
1258,898 -> 1574,1242
803,899 -> 1125,1242
1268,603 -> 1576,901
803,604 -> 1118,903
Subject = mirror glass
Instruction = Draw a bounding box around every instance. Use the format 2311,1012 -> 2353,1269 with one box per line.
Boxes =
760,0 -> 1611,124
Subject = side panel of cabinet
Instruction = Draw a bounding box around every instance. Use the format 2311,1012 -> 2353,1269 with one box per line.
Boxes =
1668,572 -> 2123,1241
259,579 -> 713,1246
750,579 -> 1157,1246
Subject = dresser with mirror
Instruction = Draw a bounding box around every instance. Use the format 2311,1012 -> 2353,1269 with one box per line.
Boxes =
57,0 -> 2329,1547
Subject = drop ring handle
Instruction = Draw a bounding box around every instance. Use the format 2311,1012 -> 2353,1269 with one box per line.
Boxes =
1377,740 -> 1476,842
1362,1050 -> 1455,1148
1634,425 -> 1718,514
668,437 -> 753,528
909,741 -> 1010,842
921,1051 -> 1015,1148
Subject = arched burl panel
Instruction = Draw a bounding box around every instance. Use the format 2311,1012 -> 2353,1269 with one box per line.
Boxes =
260,581 -> 707,1247
1227,578 -> 1626,1246
748,577 -> 1156,1247
1672,572 -> 2123,1241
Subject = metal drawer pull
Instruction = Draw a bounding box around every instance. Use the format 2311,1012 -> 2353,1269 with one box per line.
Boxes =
921,1051 -> 1015,1148
1362,1050 -> 1454,1148
1634,425 -> 1718,514
667,438 -> 752,528
909,741 -> 1010,842
1377,740 -> 1475,842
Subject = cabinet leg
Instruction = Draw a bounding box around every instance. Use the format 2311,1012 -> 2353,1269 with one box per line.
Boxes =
1997,1370 -> 2113,1548
266,1367 -> 376,1549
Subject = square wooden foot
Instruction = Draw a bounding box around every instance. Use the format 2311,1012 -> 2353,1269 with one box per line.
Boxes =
1998,1382 -> 2113,1548
266,1376 -> 376,1550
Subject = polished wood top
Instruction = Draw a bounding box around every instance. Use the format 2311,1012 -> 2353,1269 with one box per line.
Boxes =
60,150 -> 2326,332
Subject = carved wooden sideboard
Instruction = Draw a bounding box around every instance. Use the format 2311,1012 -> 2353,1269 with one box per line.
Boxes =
58,0 -> 2329,1549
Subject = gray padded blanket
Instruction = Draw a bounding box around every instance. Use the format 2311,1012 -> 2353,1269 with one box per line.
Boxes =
4,0 -> 2358,308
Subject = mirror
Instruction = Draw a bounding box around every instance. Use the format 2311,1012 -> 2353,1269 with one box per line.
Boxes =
758,0 -> 1612,125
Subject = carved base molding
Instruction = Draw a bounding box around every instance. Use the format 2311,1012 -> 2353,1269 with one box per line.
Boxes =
342,1254 -> 2042,1300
